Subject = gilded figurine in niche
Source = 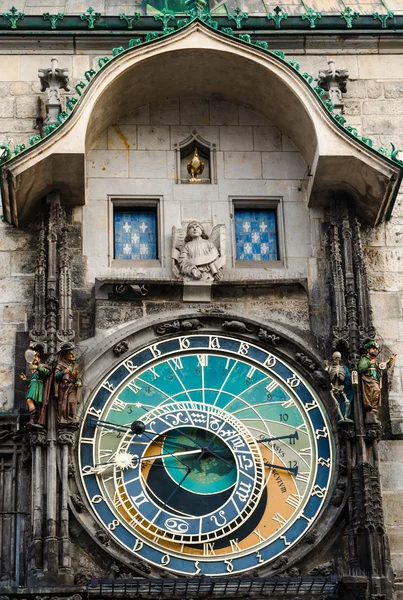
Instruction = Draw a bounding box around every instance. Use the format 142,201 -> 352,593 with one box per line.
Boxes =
172,221 -> 226,282
187,148 -> 204,182
19,348 -> 51,426
55,345 -> 83,426
358,340 -> 395,420
325,351 -> 354,423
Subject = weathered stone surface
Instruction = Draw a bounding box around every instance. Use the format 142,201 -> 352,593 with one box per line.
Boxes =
224,151 -> 262,179
343,100 -> 361,116
0,98 -> 15,118
220,126 -> 253,151
367,80 -> 383,99
210,99 -> 238,126
180,97 -> 209,126
150,98 -> 179,125
10,251 -> 37,275
253,126 -> 282,151
9,81 -> 34,95
0,56 -> 20,82
107,124 -> 137,150
137,125 -> 170,151
384,81 -> 403,98
344,79 -> 366,99
87,150 -> 129,178
2,304 -> 29,323
16,95 -> 39,118
96,302 -> 143,329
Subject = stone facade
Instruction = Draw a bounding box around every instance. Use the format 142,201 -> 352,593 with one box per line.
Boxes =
1,18 -> 403,597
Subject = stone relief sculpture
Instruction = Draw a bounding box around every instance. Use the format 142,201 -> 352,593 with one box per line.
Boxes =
19,348 -> 52,427
325,351 -> 354,423
172,221 -> 226,281
358,340 -> 395,421
55,345 -> 83,426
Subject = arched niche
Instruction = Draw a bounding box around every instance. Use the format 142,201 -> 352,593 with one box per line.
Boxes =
174,130 -> 217,184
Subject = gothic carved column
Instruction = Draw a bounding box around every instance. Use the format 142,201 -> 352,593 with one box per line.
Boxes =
29,428 -> 47,575
57,427 -> 76,577
328,196 -> 393,600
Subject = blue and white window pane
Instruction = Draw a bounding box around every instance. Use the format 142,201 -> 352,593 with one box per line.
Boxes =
235,209 -> 278,261
114,209 -> 157,260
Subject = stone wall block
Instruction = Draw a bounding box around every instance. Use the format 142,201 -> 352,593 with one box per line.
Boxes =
343,100 -> 361,116
10,251 -> 36,276
0,277 -> 34,304
344,79 -> 366,99
363,99 -> 403,115
150,99 -> 179,125
365,248 -> 403,272
0,223 -> 34,251
209,99 -> 238,126
262,152 -> 306,180
2,304 -> 29,323
370,292 -> 402,319
86,149 -> 129,178
107,124 -> 137,150
0,56 -> 20,82
137,125 -> 170,151
386,223 -> 403,246
384,82 -> 403,98
367,80 -> 383,99
224,151 -> 262,179
238,106 -> 272,126
179,97 -> 209,126
361,223 -> 386,246
253,126 -> 282,151
121,104 -> 150,125
0,98 -> 15,118
0,119 -> 37,134
220,126 -> 253,151
362,116 -> 403,134
129,150 -> 168,178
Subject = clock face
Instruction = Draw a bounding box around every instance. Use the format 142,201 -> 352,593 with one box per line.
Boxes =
78,334 -> 334,576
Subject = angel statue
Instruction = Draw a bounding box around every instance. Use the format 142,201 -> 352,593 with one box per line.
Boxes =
172,221 -> 226,282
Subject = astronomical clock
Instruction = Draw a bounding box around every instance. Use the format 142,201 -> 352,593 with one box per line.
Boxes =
77,332 -> 335,577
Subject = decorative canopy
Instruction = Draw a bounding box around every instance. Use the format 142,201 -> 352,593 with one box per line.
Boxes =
1,19 -> 402,226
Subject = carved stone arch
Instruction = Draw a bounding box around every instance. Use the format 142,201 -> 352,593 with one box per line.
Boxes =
2,21 -> 401,226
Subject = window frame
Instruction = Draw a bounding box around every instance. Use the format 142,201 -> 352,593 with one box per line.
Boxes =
109,196 -> 163,268
230,197 -> 285,269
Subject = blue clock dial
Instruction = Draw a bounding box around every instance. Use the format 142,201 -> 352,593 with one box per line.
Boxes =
78,334 -> 334,576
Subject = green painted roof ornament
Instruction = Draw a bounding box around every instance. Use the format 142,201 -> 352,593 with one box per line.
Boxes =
266,6 -> 288,29
340,7 -> 360,28
43,12 -> 64,29
154,9 -> 176,34
0,140 -> 13,165
227,7 -> 248,29
373,10 -> 394,28
119,11 -> 140,29
185,0 -> 207,18
301,6 -> 322,28
391,143 -> 403,166
80,7 -> 101,29
3,6 -> 24,29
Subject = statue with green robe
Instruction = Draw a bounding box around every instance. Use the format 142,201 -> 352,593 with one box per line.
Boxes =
19,349 -> 51,426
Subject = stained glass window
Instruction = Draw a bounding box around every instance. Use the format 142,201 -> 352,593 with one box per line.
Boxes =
114,208 -> 158,260
235,208 -> 278,261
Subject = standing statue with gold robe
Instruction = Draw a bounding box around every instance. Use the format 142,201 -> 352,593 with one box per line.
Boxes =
358,340 -> 395,418
55,345 -> 83,426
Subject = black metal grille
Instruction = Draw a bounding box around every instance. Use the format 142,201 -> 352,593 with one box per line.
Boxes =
88,576 -> 338,598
